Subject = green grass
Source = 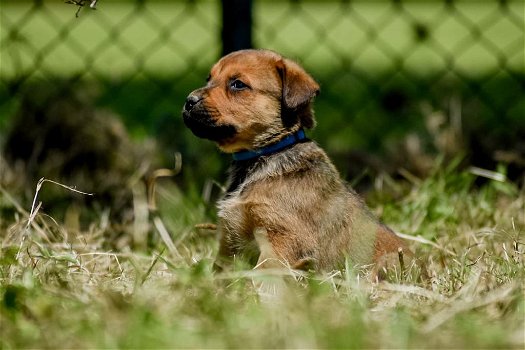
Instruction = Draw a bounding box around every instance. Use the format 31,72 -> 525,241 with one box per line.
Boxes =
1,162 -> 523,348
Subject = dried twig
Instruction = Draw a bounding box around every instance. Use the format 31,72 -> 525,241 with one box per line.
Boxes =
65,0 -> 98,18
398,247 -> 405,279
195,223 -> 218,230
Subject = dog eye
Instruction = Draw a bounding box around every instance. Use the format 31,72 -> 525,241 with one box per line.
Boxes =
230,79 -> 249,91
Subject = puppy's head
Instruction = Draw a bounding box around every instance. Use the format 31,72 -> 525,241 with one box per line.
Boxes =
182,49 -> 319,152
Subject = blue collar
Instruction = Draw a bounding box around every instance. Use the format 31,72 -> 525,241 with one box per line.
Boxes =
232,129 -> 307,161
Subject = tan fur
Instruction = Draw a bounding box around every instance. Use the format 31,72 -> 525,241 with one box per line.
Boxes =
182,49 -> 412,276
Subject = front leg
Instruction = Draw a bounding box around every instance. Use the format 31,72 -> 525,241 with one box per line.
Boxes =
213,227 -> 237,272
213,224 -> 260,271
252,227 -> 290,300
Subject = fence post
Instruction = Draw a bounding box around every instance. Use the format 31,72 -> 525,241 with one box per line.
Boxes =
221,0 -> 252,55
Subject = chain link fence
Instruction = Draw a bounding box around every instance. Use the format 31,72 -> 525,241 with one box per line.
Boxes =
1,0 -> 524,180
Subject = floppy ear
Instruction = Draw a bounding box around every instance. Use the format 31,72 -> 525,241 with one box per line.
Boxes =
276,58 -> 320,129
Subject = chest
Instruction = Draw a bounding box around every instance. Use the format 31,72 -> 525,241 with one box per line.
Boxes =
217,190 -> 254,242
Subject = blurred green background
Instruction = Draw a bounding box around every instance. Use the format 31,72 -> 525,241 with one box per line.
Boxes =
0,0 -> 524,213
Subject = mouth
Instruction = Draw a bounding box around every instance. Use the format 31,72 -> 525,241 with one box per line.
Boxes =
182,110 -> 237,142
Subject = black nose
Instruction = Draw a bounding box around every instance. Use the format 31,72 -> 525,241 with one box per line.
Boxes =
184,95 -> 201,111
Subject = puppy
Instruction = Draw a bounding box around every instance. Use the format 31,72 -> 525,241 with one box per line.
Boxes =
182,49 -> 411,276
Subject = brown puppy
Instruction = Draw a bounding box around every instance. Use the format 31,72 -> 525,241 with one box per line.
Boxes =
182,49 -> 411,276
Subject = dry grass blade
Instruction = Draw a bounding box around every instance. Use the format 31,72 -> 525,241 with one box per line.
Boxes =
26,178 -> 93,229
421,283 -> 518,333
396,231 -> 457,256
215,267 -> 305,280
152,216 -> 179,258
15,178 -> 94,261
147,152 -> 182,211
140,250 -> 164,285
78,252 -> 124,276
468,166 -> 507,182
195,223 -> 218,230
379,282 -> 446,302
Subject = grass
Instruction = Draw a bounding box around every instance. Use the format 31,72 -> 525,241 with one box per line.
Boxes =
1,161 -> 523,348
0,1 -> 523,347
